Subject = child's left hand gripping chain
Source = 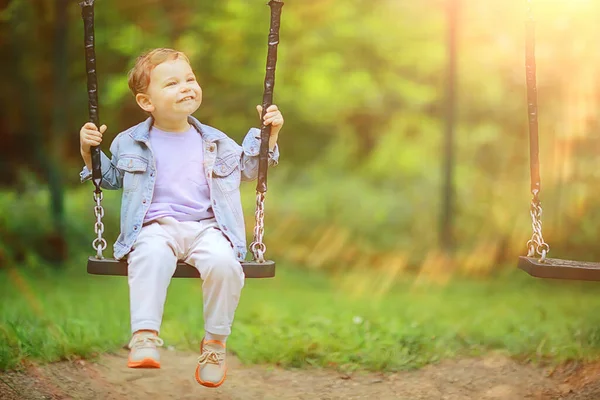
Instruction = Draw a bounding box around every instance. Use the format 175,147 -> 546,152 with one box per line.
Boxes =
256,104 -> 283,152
256,104 -> 284,137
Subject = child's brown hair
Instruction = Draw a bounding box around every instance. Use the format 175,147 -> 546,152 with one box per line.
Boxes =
127,48 -> 190,96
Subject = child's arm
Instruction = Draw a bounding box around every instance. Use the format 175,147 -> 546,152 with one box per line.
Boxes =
79,123 -> 123,189
240,105 -> 284,181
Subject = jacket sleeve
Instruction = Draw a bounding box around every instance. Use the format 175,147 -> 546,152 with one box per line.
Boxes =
79,137 -> 124,190
239,127 -> 280,182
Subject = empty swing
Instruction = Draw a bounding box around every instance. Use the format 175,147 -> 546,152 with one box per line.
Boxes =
517,0 -> 600,281
78,0 -> 284,279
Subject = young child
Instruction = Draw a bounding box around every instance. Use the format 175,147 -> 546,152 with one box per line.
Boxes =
78,48 -> 284,388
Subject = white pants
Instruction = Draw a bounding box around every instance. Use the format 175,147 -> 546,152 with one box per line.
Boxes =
127,217 -> 245,336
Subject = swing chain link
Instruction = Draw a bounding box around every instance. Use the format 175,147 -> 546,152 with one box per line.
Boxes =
92,190 -> 107,259
526,195 -> 549,262
250,192 -> 267,263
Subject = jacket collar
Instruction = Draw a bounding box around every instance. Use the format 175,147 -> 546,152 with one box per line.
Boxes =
129,115 -> 227,143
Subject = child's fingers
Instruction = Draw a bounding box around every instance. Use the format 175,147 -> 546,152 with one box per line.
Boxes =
260,105 -> 279,118
84,130 -> 103,139
263,112 -> 283,124
83,131 -> 103,142
99,124 -> 107,134
258,105 -> 283,128
83,122 -> 98,130
258,105 -> 280,116
256,105 -> 263,119
263,111 -> 280,120
263,118 -> 280,126
264,116 -> 283,126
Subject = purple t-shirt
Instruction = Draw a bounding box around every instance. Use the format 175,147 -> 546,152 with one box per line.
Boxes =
143,125 -> 214,224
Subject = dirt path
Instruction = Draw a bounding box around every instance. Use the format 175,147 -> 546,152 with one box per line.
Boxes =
1,349 -> 599,400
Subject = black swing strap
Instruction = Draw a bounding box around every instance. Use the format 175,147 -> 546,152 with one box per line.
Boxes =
524,0 -> 549,261
80,0 -> 102,190
80,0 -> 107,259
250,0 -> 284,263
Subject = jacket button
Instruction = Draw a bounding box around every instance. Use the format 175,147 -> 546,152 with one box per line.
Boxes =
133,225 -> 138,231
142,199 -> 147,204
209,144 -> 216,152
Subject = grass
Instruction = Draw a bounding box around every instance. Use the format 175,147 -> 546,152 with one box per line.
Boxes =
2,261 -> 600,373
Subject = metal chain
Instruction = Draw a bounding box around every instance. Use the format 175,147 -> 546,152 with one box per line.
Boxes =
250,192 -> 267,263
526,196 -> 549,262
92,190 -> 107,259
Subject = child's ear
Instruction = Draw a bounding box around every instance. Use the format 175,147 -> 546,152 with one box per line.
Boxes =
136,93 -> 154,113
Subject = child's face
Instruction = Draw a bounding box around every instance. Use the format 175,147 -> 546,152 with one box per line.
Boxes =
138,58 -> 202,120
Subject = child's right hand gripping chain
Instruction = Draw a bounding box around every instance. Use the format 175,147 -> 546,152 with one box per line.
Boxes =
80,122 -> 108,170
80,122 -> 107,157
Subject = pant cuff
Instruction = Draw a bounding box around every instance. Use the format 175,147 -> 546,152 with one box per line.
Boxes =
204,325 -> 231,336
131,320 -> 161,334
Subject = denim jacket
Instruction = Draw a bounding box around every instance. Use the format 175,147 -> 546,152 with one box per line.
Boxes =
79,116 -> 279,261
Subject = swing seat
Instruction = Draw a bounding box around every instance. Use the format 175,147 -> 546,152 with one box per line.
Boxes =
518,256 -> 600,281
87,257 -> 275,279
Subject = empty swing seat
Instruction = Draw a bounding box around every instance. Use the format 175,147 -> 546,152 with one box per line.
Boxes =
87,257 -> 276,279
518,256 -> 600,281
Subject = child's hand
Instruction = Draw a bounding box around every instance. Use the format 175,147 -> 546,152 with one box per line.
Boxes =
256,104 -> 284,137
80,122 -> 107,155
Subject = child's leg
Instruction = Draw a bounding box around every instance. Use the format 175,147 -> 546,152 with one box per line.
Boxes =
184,219 -> 245,339
184,218 -> 243,387
127,222 -> 179,335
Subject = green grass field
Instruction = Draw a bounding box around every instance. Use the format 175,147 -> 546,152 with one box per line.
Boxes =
2,262 -> 600,372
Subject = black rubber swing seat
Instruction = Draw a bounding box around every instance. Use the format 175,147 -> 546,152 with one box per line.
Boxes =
87,257 -> 275,279
518,256 -> 600,281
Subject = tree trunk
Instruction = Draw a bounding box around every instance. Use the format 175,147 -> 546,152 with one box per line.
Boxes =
46,0 -> 69,262
440,0 -> 458,252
